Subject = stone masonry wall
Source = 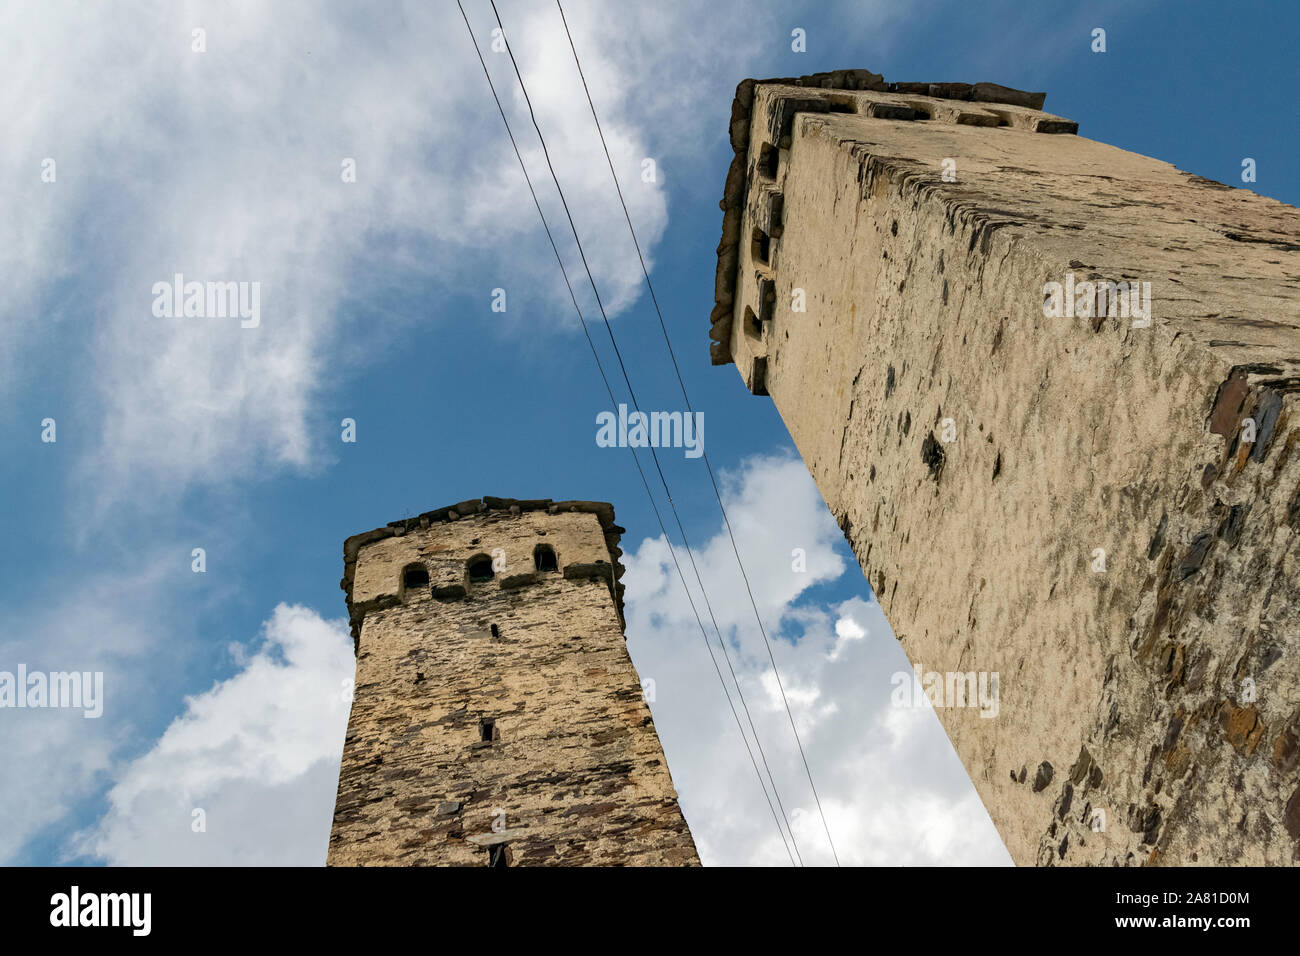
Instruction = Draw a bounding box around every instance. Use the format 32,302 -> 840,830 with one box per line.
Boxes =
714,72 -> 1300,866
328,497 -> 699,866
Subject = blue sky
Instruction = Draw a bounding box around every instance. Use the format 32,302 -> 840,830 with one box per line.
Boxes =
2,0 -> 1295,866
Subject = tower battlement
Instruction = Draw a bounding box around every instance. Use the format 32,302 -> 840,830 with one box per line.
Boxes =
710,69 -> 1077,368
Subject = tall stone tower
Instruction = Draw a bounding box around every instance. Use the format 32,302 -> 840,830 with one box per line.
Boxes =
711,70 -> 1300,865
329,496 -> 699,866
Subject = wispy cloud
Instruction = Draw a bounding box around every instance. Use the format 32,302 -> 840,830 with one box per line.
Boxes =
6,0 -> 762,509
0,554 -> 198,863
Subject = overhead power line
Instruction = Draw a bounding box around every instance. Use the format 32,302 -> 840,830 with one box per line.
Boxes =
456,0 -> 799,866
484,0 -> 813,866
552,0 -> 842,866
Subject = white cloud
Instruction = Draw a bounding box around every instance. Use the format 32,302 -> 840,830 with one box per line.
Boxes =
624,454 -> 848,635
829,614 -> 866,660
0,556 -> 194,864
0,0 -> 778,510
72,604 -> 354,865
0,710 -> 114,865
623,454 -> 1012,866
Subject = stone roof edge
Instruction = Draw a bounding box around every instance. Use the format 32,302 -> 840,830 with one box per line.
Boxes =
709,69 -> 1055,365
340,497 -> 627,645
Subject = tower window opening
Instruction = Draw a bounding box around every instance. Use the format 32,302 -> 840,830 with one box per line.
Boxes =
752,227 -> 771,265
490,624 -> 500,638
758,277 -> 776,326
744,306 -> 763,339
401,564 -> 429,591
534,544 -> 558,572
488,844 -> 510,867
758,142 -> 779,179
467,555 -> 494,583
480,717 -> 497,742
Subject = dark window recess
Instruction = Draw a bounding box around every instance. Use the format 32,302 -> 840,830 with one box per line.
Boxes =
749,357 -> 770,397
479,717 -> 498,742
467,556 -> 494,583
758,142 -> 779,179
488,845 -> 510,867
869,102 -> 916,121
752,227 -> 771,265
402,565 -> 429,590
534,544 -> 558,572
744,306 -> 763,339
490,624 -> 500,638
769,195 -> 784,237
758,278 -> 776,326
432,584 -> 466,602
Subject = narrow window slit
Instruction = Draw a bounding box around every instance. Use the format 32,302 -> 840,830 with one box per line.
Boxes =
769,195 -> 784,237
758,277 -> 776,326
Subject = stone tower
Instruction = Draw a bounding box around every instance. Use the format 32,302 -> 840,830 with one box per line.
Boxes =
329,496 -> 699,866
711,69 -> 1300,865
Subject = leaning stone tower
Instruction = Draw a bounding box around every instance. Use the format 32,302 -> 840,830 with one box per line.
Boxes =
328,496 -> 699,866
711,69 -> 1300,865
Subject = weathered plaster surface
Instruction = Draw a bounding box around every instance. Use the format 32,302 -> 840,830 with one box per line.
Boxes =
715,73 -> 1300,865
